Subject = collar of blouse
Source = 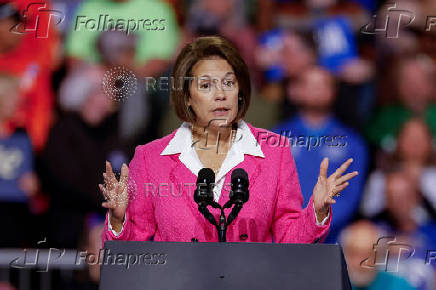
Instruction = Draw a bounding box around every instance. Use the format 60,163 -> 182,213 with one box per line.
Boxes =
160,119 -> 265,182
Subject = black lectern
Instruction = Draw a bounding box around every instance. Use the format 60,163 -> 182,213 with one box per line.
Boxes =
99,241 -> 351,290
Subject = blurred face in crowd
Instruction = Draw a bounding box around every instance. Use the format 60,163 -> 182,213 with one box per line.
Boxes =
292,67 -> 335,111
202,0 -> 234,19
397,119 -> 434,165
282,33 -> 316,78
398,59 -> 433,113
0,76 -> 20,120
99,45 -> 136,68
0,16 -> 22,54
80,88 -> 116,127
188,56 -> 239,129
102,46 -> 136,69
305,0 -> 337,9
385,172 -> 419,228
97,31 -> 137,69
342,221 -> 378,287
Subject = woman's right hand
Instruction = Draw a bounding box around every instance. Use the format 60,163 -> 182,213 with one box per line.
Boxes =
99,161 -> 129,231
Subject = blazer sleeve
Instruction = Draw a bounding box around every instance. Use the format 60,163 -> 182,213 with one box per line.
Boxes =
102,145 -> 157,245
272,141 -> 331,243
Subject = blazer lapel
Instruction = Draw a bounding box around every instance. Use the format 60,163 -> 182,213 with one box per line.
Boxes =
167,154 -> 206,224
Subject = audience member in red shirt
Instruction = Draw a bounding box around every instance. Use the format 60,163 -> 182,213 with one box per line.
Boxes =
0,0 -> 60,152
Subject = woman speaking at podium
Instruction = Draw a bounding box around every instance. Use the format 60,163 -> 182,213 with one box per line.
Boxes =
100,36 -> 358,244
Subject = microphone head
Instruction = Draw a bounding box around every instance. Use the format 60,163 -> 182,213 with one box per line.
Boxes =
230,168 -> 249,204
231,168 -> 248,184
194,168 -> 215,206
198,168 -> 215,184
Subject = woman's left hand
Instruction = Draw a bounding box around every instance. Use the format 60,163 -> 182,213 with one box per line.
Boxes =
312,158 -> 359,222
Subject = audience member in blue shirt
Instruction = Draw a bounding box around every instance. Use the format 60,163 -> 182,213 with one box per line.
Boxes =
272,66 -> 368,242
0,129 -> 33,203
373,170 -> 436,290
342,220 -> 417,290
0,73 -> 39,247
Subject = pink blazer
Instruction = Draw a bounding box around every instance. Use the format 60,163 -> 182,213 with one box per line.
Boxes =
102,122 -> 331,244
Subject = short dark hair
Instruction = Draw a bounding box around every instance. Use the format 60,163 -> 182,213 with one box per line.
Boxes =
170,36 -> 251,124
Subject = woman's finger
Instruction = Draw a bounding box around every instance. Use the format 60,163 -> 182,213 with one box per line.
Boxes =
106,161 -> 118,184
319,157 -> 329,179
332,182 -> 349,197
101,183 -> 118,202
99,184 -> 110,200
102,201 -> 116,209
332,158 -> 353,179
325,197 -> 336,204
103,173 -> 115,191
120,163 -> 129,185
336,171 -> 358,185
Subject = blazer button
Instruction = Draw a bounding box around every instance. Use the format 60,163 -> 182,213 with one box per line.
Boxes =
239,234 -> 248,241
191,238 -> 199,242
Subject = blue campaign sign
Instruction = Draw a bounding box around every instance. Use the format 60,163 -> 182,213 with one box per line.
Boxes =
315,17 -> 358,73
0,132 -> 33,202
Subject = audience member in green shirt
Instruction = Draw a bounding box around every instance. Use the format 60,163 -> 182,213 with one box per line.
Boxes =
366,57 -> 435,150
65,0 -> 180,76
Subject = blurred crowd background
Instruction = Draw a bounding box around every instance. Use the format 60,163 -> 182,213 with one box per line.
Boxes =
0,0 -> 435,289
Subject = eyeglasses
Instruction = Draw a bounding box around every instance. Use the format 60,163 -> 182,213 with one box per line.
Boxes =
194,76 -> 238,92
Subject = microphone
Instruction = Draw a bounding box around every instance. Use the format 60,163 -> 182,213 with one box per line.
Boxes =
194,168 -> 217,226
226,168 -> 249,225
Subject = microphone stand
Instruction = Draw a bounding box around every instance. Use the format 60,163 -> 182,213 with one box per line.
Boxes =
209,201 -> 228,242
195,169 -> 249,242
204,199 -> 245,242
218,206 -> 228,242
